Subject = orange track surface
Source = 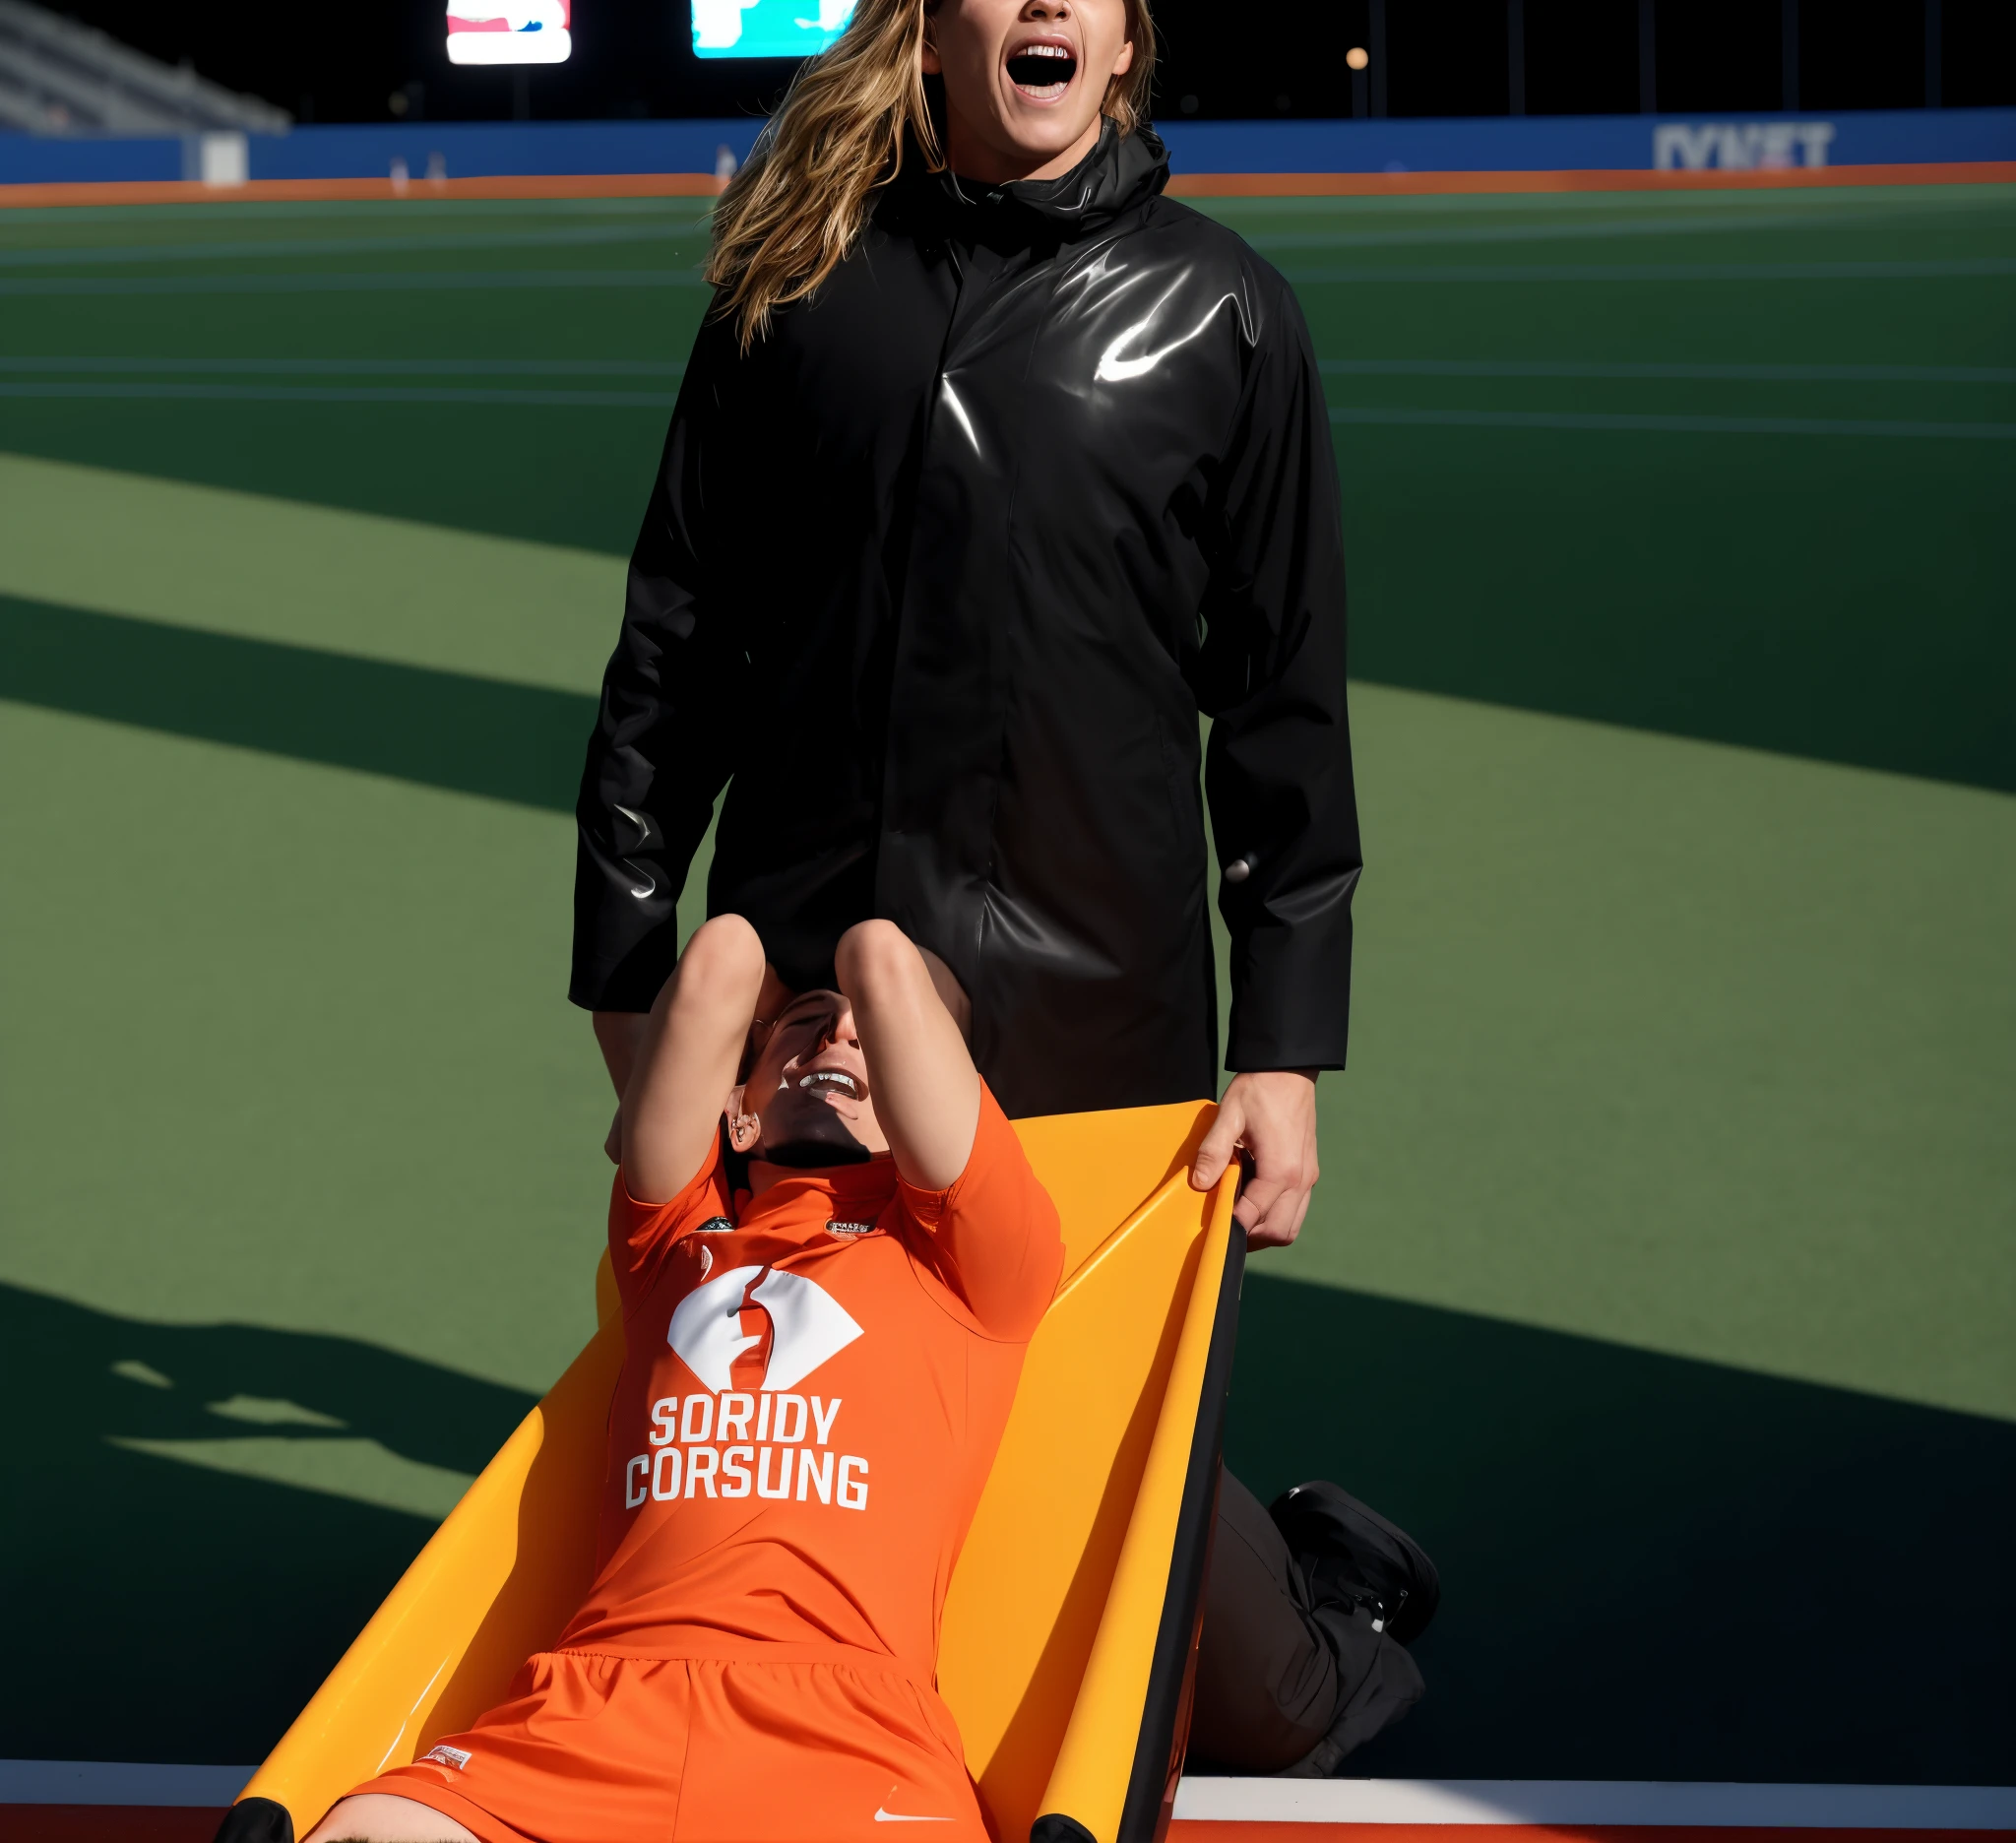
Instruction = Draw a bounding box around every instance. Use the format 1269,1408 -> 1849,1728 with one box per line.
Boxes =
0,160 -> 2009,210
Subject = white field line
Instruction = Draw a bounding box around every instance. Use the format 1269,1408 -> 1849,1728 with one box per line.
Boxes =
1327,406 -> 2016,439
10,1764 -> 2014,1823
0,1761 -> 254,1807
1173,1779 -> 2016,1827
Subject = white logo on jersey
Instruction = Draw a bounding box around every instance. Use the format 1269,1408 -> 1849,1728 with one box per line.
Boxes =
666,1261 -> 863,1392
873,1785 -> 953,1822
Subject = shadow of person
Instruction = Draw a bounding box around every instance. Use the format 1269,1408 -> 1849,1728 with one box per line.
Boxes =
0,1281 -> 536,1766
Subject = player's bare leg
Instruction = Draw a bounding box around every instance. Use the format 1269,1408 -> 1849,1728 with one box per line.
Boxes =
302,1792 -> 480,1842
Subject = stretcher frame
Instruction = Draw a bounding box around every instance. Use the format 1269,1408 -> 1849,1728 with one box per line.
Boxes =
220,1101 -> 1244,1843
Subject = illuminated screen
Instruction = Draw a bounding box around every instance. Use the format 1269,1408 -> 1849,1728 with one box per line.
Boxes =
447,0 -> 572,64
691,0 -> 853,59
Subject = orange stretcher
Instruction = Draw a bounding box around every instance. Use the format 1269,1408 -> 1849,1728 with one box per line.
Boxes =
219,1102 -> 1244,1843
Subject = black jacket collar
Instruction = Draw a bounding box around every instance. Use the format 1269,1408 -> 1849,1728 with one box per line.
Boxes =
903,118 -> 1168,241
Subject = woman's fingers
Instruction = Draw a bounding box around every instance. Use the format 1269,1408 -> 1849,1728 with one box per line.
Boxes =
1191,1096 -> 1246,1191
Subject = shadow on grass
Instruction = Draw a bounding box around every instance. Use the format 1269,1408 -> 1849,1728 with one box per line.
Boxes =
0,1281 -> 536,1763
0,592 -> 594,810
1226,1272 -> 2016,1784
1342,429 -> 2016,794
7,1274 -> 2012,1780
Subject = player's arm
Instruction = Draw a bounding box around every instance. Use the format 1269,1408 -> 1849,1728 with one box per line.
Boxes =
621,914 -> 767,1203
834,920 -> 981,1193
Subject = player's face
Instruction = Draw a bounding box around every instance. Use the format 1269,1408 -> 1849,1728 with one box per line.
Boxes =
923,0 -> 1135,184
739,989 -> 891,1166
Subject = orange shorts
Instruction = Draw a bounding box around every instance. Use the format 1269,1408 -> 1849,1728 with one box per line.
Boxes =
350,1648 -> 987,1843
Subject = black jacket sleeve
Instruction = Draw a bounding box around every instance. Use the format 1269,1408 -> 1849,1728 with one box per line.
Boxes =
569,313 -> 752,1012
1196,273 -> 1362,1072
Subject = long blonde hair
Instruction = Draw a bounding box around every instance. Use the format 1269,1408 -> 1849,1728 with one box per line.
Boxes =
706,0 -> 1157,348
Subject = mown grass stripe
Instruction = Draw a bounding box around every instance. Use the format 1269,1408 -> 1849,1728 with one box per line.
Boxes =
0,380 -> 678,409
0,221 -> 710,270
0,267 -> 706,297
1318,357 -> 2016,385
1328,405 -> 2016,438
0,354 -> 686,377
1243,198 -> 2015,253
1287,256 -> 2016,285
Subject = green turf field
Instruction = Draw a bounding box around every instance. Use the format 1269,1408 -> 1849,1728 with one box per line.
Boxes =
2,184 -> 2012,1781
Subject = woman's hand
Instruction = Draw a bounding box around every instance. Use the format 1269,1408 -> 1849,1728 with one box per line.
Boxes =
1190,1070 -> 1320,1248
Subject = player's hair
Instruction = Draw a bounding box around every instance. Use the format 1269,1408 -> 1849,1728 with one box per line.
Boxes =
705,0 -> 1156,349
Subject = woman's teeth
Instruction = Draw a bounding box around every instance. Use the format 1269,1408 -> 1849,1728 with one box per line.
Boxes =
1006,45 -> 1077,97
799,1070 -> 859,1100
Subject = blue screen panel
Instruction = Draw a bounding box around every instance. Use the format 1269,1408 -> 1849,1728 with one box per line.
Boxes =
691,0 -> 854,58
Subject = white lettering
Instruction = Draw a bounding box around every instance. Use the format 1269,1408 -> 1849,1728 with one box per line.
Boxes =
796,1446 -> 834,1504
810,1396 -> 841,1445
652,1446 -> 682,1501
838,1454 -> 868,1511
1653,122 -> 1718,170
685,1446 -> 720,1497
625,1453 -> 649,1508
682,1393 -> 714,1443
756,1394 -> 772,1441
1757,121 -> 1798,168
772,1394 -> 808,1444
718,1391 -> 754,1439
721,1444 -> 753,1497
649,1397 -> 677,1446
756,1445 -> 793,1499
1655,119 -> 1835,173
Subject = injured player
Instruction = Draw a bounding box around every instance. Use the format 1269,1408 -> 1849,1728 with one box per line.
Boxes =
308,916 -> 1063,1843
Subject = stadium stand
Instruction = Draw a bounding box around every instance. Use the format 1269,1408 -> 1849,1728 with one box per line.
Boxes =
0,0 -> 286,138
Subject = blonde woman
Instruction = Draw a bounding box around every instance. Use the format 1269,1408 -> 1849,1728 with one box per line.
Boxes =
571,0 -> 1418,1790
577,0 -> 1357,1255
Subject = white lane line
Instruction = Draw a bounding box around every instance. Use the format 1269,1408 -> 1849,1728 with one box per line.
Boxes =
1328,406 -> 2016,439
0,1761 -> 255,1807
1319,358 -> 2016,385
0,382 -> 678,408
1286,257 -> 2016,284
0,268 -> 707,296
0,355 -> 686,376
12,1765 -> 2012,1824
1172,1778 -> 2016,1827
0,198 -> 706,227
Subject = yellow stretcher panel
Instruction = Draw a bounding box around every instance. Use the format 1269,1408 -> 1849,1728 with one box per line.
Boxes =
229,1103 -> 1242,1843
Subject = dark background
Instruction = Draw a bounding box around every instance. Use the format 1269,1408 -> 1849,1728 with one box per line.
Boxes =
47,0 -> 2016,128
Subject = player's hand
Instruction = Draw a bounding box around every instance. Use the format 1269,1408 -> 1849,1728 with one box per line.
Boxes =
1190,1069 -> 1320,1249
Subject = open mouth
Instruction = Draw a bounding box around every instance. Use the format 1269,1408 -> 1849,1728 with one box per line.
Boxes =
798,1069 -> 864,1103
1006,41 -> 1077,100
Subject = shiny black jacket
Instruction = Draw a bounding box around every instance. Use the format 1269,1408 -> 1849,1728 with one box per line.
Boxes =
571,123 -> 1360,1118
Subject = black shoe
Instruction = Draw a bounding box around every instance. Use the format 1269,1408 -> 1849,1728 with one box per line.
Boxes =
1268,1481 -> 1441,1648
215,1800 -> 293,1843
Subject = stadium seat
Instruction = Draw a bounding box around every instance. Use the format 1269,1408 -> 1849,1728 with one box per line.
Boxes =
218,1102 -> 1244,1843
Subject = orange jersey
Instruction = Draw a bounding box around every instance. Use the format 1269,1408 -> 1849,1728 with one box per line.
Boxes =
352,1085 -> 1061,1841
559,1081 -> 1062,1674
